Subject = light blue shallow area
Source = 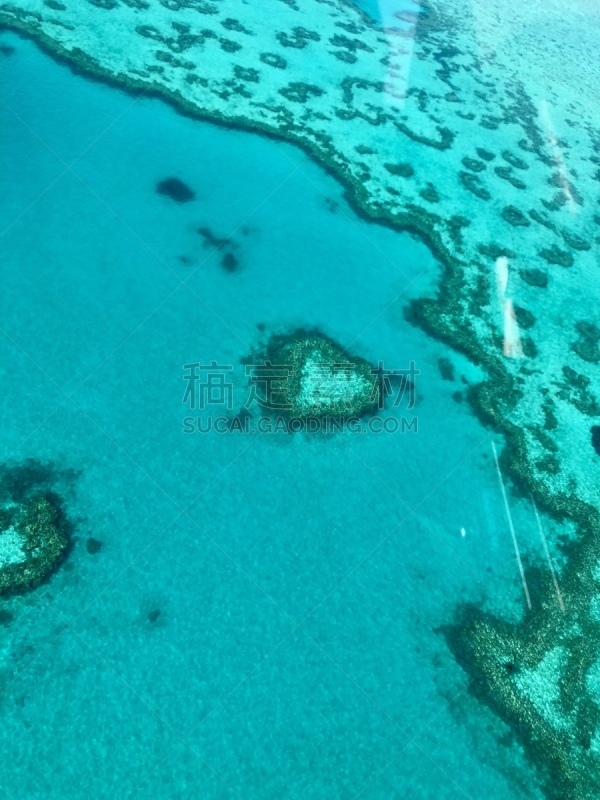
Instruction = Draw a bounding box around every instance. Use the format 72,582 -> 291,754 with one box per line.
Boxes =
351,0 -> 420,27
0,32 -> 550,800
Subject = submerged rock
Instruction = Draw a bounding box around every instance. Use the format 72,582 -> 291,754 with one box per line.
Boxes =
253,330 -> 379,419
0,496 -> 69,595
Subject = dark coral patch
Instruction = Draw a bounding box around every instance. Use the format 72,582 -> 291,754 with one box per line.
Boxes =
259,52 -> 286,69
420,184 -> 440,203
494,165 -> 527,190
0,609 -> 14,626
462,157 -> 486,173
520,268 -> 548,288
198,227 -> 233,251
572,321 -> 600,363
438,357 -> 455,381
591,426 -> 600,456
221,252 -> 239,273
279,82 -> 323,103
460,171 -> 490,200
476,147 -> 495,162
234,65 -> 259,83
384,162 -> 414,178
501,206 -> 530,227
514,306 -> 535,329
156,177 -> 196,203
196,228 -> 240,272
539,244 -> 574,267
561,230 -> 591,252
86,537 -> 103,554
501,150 -> 529,170
478,243 -> 516,260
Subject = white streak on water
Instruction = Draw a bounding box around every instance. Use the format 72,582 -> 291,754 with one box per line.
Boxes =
492,440 -> 532,609
531,494 -> 566,613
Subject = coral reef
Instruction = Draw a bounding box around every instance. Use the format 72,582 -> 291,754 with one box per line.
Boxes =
0,495 -> 69,594
0,460 -> 76,595
1,0 -> 600,792
250,330 -> 378,419
443,498 -> 600,800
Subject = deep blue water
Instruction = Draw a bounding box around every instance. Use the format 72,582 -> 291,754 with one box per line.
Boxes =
0,31 -> 550,800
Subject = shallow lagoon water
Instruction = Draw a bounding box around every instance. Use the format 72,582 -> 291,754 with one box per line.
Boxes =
0,31 -> 558,800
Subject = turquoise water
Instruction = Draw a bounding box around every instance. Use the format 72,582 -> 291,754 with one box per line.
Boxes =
0,31 -> 554,800
352,0 -> 420,26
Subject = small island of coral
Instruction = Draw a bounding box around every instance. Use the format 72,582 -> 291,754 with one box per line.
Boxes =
254,330 -> 379,419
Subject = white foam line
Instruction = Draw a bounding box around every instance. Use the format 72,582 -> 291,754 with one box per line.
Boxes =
531,495 -> 566,614
492,441 -> 532,609
538,99 -> 578,216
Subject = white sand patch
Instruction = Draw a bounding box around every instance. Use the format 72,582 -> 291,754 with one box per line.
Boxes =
0,525 -> 27,568
298,355 -> 370,409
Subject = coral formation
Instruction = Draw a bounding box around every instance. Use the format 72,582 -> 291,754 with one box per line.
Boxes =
0,495 -> 69,594
443,500 -> 600,800
1,0 -> 600,792
250,330 -> 378,419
